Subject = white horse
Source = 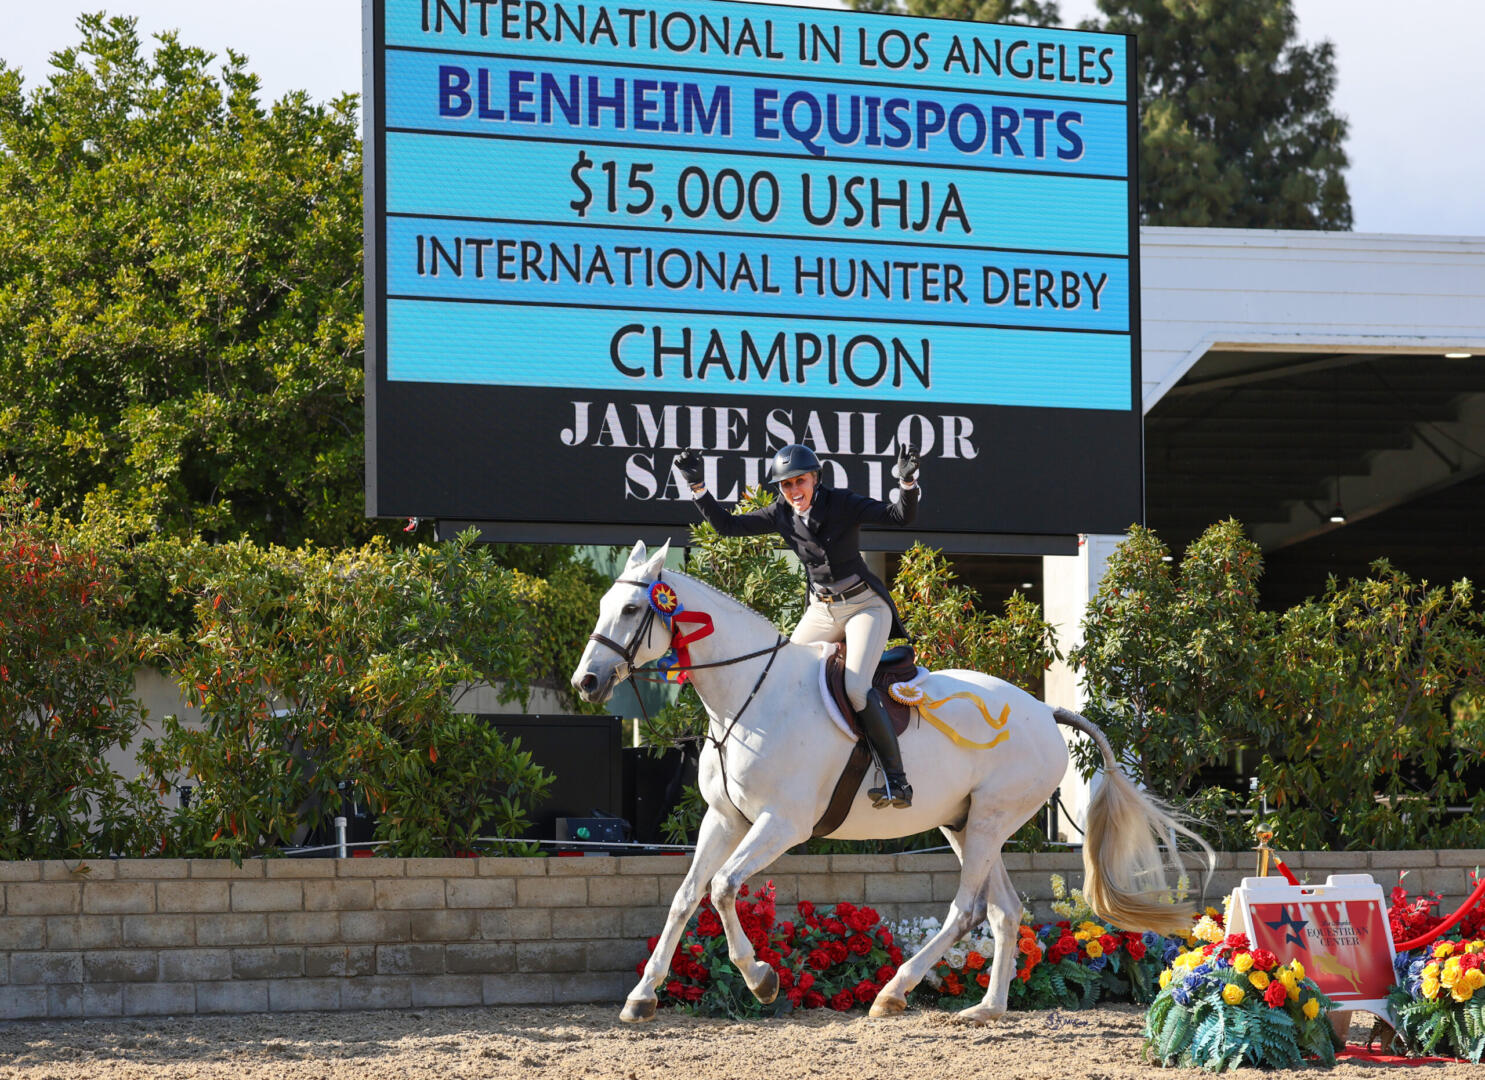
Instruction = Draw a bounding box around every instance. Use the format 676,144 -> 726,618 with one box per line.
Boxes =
572,541 -> 1207,1024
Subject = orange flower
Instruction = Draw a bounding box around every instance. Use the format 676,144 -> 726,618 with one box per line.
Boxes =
965,951 -> 987,970
976,972 -> 990,988
1018,938 -> 1037,956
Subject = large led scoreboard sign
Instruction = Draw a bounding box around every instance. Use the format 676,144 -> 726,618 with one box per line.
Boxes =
364,0 -> 1141,544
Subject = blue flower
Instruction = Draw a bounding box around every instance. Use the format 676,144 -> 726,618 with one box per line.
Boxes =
1172,983 -> 1193,1007
1163,940 -> 1183,963
1087,955 -> 1108,972
1143,931 -> 1163,948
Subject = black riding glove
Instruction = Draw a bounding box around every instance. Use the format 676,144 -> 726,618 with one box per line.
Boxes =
673,449 -> 706,487
892,443 -> 920,485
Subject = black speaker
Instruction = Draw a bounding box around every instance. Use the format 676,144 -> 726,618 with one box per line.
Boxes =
482,714 -> 626,841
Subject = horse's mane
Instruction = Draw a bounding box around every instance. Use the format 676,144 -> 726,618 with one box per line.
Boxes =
660,566 -> 786,639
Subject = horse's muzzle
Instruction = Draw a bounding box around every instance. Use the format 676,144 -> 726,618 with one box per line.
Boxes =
571,667 -> 615,704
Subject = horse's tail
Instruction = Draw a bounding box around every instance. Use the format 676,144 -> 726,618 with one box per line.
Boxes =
1053,706 -> 1214,936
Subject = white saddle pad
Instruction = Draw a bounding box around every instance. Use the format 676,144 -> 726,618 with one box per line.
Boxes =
812,641 -> 928,740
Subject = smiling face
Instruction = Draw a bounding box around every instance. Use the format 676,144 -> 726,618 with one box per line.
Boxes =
779,471 -> 818,514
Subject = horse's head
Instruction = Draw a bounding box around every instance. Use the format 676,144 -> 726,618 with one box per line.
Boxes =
570,539 -> 673,703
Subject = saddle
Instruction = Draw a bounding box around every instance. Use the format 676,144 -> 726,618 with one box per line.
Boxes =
812,643 -> 918,838
824,642 -> 917,738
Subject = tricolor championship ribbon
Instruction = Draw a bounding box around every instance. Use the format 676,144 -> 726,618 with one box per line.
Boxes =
648,578 -> 712,683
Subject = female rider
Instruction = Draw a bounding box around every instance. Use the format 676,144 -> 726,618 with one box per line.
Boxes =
672,443 -> 920,808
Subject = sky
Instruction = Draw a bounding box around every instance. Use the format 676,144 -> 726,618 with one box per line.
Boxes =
3,0 -> 1482,237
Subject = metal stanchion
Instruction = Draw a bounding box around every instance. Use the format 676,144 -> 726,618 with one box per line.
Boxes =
335,816 -> 348,859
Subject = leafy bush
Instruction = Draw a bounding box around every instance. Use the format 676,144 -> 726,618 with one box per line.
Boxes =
139,532 -> 551,859
0,478 -> 162,858
1074,521 -> 1485,852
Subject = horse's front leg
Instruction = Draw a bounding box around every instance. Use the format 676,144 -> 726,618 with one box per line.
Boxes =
621,804 -> 746,1022
710,810 -> 811,1004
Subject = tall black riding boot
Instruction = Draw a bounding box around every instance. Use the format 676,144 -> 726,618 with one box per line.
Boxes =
858,689 -> 912,808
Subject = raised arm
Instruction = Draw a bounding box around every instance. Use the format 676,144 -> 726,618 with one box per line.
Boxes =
673,450 -> 778,537
849,444 -> 920,526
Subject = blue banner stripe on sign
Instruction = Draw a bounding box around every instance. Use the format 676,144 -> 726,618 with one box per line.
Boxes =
384,0 -> 1128,102
385,216 -> 1129,332
386,298 -> 1131,411
385,50 -> 1127,176
385,131 -> 1129,255
386,131 -> 1130,255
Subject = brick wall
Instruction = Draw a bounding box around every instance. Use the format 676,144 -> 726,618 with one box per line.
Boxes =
1,849 -> 1476,1020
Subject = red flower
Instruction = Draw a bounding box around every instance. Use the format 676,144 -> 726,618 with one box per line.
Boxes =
848,933 -> 873,956
646,935 -> 660,952
1098,934 -> 1116,955
797,971 -> 815,992
827,941 -> 849,964
1264,981 -> 1288,1008
876,964 -> 898,983
825,918 -> 848,936
808,948 -> 832,970
876,927 -> 894,949
779,921 -> 796,941
696,910 -> 723,938
777,968 -> 795,990
692,966 -> 709,983
666,980 -> 683,997
1251,949 -> 1279,971
976,972 -> 990,988
1127,940 -> 1147,961
758,947 -> 781,967
889,946 -> 904,966
836,901 -> 858,918
787,988 -> 804,1006
803,990 -> 826,1009
1224,933 -> 1251,951
682,985 -> 704,1003
635,961 -> 646,976
829,989 -> 855,1011
738,884 -> 750,897
688,943 -> 703,957
854,980 -> 879,1004
797,901 -> 815,918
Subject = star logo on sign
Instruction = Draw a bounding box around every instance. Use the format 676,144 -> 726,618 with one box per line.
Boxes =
1264,907 -> 1310,947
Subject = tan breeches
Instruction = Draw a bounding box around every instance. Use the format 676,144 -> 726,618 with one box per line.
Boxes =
790,591 -> 893,712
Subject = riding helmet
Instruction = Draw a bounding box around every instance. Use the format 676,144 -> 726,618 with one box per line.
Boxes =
766,444 -> 822,484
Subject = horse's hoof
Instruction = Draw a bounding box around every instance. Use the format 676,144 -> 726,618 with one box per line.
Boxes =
620,997 -> 657,1023
953,1006 -> 1003,1026
753,966 -> 779,1004
868,994 -> 907,1018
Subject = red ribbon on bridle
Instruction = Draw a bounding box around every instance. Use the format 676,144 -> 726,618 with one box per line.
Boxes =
649,581 -> 713,684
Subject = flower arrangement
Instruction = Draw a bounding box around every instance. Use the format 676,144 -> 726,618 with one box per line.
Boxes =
1144,928 -> 1337,1071
646,884 -> 902,1017
892,877 -> 1183,1012
1388,937 -> 1485,1063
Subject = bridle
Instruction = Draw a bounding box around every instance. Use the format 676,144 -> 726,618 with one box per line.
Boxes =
585,570 -> 788,823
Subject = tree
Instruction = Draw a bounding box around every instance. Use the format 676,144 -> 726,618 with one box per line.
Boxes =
0,15 -> 367,547
1094,0 -> 1351,228
848,0 -> 1352,229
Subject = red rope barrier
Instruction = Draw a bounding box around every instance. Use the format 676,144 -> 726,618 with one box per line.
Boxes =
1272,857 -> 1300,887
1394,875 -> 1485,952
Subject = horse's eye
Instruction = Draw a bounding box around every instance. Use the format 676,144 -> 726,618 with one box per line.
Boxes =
621,604 -> 639,616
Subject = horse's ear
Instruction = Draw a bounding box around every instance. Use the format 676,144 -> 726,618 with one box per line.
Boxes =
641,539 -> 670,577
624,540 -> 648,569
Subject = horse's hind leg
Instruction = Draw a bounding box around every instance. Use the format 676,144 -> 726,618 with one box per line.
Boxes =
955,860 -> 1020,1024
709,811 -> 811,1004
621,805 -> 745,1022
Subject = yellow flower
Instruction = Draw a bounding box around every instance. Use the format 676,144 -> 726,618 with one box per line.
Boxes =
1159,969 -> 1173,989
1466,969 -> 1485,991
1423,961 -> 1439,978
1421,975 -> 1441,1001
1074,931 -> 1090,942
1248,971 -> 1270,990
1233,953 -> 1254,974
1289,960 -> 1305,981
1192,916 -> 1224,944
1049,874 -> 1067,900
1222,984 -> 1245,1006
1206,906 -> 1221,919
1279,971 -> 1298,991
1086,941 -> 1104,959
1303,998 -> 1320,1020
1441,959 -> 1462,988
1451,982 -> 1475,1003
1434,941 -> 1455,959
1466,941 -> 1485,954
